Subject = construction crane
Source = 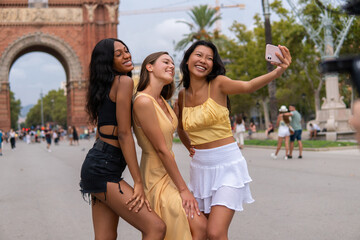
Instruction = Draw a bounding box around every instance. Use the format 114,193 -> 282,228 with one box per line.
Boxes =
119,1 -> 245,32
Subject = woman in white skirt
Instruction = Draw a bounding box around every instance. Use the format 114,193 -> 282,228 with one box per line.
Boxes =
270,105 -> 291,160
177,40 -> 291,239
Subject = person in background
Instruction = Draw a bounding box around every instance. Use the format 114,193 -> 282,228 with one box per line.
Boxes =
309,123 -> 321,140
286,104 -> 303,159
45,128 -> 52,152
68,126 -> 73,145
271,105 -> 291,160
265,122 -> 274,139
248,121 -> 256,139
9,129 -> 16,150
72,126 -> 79,145
234,114 -> 246,149
349,100 -> 360,143
0,129 -> 3,156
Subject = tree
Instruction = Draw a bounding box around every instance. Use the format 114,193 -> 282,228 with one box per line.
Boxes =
10,90 -> 21,130
175,5 -> 222,51
26,89 -> 67,128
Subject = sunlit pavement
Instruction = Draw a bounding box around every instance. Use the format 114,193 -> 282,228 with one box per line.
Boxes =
0,139 -> 359,240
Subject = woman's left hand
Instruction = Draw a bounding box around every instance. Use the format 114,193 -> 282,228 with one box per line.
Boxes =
126,182 -> 152,212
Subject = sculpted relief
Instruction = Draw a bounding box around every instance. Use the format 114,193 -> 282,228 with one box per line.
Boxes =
0,8 -> 83,23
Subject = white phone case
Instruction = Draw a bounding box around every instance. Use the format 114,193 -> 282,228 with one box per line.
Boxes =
265,44 -> 283,64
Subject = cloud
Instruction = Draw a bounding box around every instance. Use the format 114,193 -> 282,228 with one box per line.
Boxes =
155,18 -> 189,41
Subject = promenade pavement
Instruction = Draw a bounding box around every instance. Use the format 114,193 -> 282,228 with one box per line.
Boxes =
0,138 -> 359,240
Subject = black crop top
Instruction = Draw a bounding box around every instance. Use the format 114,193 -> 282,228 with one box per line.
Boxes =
97,95 -> 118,140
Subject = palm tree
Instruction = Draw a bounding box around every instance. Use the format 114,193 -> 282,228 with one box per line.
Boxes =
175,5 -> 222,51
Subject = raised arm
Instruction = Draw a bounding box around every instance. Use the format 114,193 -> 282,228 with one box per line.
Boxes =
217,45 -> 292,95
133,95 -> 200,218
115,75 -> 150,212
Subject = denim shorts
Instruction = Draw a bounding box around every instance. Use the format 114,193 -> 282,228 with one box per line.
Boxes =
80,139 -> 127,201
290,129 -> 302,142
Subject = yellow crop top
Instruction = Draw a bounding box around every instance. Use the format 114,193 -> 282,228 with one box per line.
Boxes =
182,82 -> 233,145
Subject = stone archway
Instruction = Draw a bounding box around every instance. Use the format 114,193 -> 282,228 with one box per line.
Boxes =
0,32 -> 83,130
0,0 -> 119,131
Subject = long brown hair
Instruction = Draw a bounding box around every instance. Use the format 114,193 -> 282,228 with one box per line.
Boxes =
283,114 -> 291,124
137,51 -> 175,100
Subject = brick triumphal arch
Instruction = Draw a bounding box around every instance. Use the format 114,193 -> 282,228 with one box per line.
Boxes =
0,0 -> 119,131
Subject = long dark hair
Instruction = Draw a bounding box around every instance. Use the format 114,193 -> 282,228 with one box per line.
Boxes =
179,40 -> 230,113
86,38 -> 132,124
137,51 -> 175,100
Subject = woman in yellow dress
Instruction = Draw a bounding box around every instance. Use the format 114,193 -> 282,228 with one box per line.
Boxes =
132,52 -> 207,240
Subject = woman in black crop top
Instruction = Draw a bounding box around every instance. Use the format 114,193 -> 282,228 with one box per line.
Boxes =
79,38 -> 165,240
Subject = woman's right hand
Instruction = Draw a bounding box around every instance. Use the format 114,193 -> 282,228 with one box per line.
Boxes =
188,146 -> 195,157
180,188 -> 201,219
126,182 -> 152,212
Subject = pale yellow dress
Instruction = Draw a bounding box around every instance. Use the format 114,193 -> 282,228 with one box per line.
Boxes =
133,93 -> 192,240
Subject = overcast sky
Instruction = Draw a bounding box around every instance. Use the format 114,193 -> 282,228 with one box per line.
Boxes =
9,0 -> 289,107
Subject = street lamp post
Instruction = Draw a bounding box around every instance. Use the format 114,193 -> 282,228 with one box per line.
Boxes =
262,0 -> 278,128
40,89 -> 44,127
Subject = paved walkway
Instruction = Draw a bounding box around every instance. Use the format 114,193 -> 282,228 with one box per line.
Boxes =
0,139 -> 359,240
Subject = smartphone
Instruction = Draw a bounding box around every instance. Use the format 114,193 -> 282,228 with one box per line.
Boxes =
265,44 -> 283,64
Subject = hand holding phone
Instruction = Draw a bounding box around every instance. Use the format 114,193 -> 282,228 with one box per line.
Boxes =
265,44 -> 284,64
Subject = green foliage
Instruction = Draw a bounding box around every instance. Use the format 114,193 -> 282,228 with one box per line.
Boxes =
26,89 -> 67,128
175,5 -> 222,51
10,90 -> 21,130
176,1 -> 360,120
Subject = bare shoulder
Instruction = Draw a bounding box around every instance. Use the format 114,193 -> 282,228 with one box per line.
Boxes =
213,75 -> 231,87
133,94 -> 153,108
118,75 -> 133,86
214,75 -> 230,83
114,75 -> 133,94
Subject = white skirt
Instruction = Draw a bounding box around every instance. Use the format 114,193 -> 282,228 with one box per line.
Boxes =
278,125 -> 290,137
189,142 -> 254,214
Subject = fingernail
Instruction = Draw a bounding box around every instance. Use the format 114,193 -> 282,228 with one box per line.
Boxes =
191,215 -> 194,219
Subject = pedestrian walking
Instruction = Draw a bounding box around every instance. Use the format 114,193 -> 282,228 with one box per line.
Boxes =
68,126 -> 73,145
271,105 -> 291,160
177,40 -> 291,239
0,129 -> 3,156
234,114 -> 246,149
45,128 -> 52,152
72,126 -> 79,145
79,38 -> 165,240
9,129 -> 16,150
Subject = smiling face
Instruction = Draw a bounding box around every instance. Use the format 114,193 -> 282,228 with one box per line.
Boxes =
113,41 -> 134,74
148,54 -> 175,85
186,45 -> 214,79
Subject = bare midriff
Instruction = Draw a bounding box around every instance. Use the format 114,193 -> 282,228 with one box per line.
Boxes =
193,136 -> 235,149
